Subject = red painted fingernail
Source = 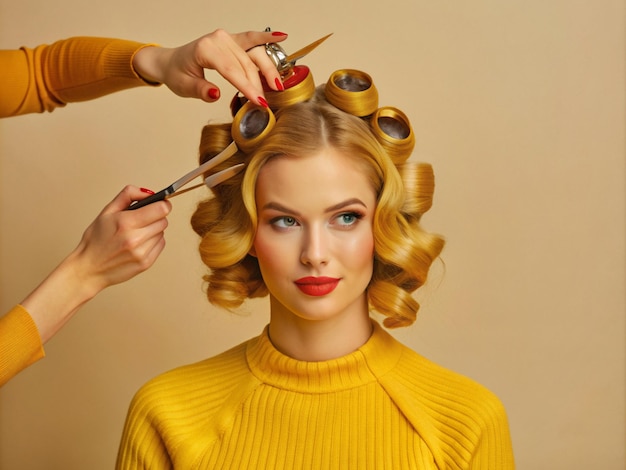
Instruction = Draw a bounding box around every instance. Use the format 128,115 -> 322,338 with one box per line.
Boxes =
140,188 -> 155,195
208,88 -> 220,100
258,96 -> 269,108
275,77 -> 284,91
271,32 -> 288,37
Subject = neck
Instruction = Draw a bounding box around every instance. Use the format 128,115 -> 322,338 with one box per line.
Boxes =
267,297 -> 373,361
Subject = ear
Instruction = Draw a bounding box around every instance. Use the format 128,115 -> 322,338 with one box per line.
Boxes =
248,244 -> 257,257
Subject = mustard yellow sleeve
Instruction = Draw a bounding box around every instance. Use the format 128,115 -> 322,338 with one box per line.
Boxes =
0,37 -> 159,117
0,305 -> 45,387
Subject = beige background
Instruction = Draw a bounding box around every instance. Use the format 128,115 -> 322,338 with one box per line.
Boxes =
1,0 -> 624,469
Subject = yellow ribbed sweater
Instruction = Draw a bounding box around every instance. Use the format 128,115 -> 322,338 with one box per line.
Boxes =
117,321 -> 514,469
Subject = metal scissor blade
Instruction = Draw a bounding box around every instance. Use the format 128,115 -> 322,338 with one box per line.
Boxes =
284,33 -> 333,65
166,163 -> 245,200
205,163 -> 245,188
126,141 -> 240,210
171,141 -> 238,192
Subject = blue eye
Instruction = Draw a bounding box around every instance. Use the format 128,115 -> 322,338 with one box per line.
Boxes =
335,212 -> 363,227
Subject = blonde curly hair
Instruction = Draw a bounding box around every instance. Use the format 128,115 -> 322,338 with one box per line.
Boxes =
191,87 -> 444,328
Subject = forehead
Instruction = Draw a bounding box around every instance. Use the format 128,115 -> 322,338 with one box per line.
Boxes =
255,149 -> 377,208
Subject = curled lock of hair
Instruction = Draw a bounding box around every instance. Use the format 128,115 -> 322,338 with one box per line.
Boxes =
191,123 -> 267,309
397,162 -> 436,218
370,164 -> 445,328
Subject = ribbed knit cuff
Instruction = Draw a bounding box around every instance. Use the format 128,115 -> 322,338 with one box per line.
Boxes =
0,305 -> 45,386
103,39 -> 162,86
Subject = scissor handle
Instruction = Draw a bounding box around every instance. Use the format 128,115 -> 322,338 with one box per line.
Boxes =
126,186 -> 172,211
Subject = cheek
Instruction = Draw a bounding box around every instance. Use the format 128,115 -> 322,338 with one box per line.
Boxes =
252,230 -> 285,272
341,231 -> 375,270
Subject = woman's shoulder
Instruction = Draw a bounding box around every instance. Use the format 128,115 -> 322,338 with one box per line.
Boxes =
129,338 -> 253,410
402,345 -> 501,395
388,341 -> 510,432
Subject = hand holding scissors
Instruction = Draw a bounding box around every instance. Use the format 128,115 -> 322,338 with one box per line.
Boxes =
127,142 -> 244,210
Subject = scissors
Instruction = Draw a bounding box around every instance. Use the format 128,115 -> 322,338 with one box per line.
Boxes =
127,32 -> 331,210
264,31 -> 333,76
127,142 -> 243,210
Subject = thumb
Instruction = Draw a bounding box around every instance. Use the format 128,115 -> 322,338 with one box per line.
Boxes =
188,78 -> 221,103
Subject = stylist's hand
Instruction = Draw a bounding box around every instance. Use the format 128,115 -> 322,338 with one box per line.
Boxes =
21,186 -> 172,344
73,186 -> 172,292
132,29 -> 288,107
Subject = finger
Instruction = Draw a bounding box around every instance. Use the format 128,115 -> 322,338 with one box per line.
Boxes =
119,186 -> 172,218
185,32 -> 261,106
126,200 -> 172,230
246,46 -> 283,92
139,232 -> 167,271
126,212 -> 170,250
189,78 -> 221,103
225,31 -> 288,99
101,186 -> 155,214
233,30 -> 288,51
112,213 -> 169,272
105,232 -> 167,286
215,39 -> 270,105
101,187 -> 172,230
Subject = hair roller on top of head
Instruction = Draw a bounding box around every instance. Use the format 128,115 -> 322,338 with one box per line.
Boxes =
264,66 -> 316,109
324,69 -> 379,117
231,101 -> 276,153
369,107 -> 415,164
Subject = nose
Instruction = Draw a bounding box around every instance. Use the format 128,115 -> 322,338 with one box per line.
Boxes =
300,224 -> 329,267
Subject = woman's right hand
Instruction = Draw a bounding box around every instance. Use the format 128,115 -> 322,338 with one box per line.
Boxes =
71,185 -> 172,292
21,186 -> 171,343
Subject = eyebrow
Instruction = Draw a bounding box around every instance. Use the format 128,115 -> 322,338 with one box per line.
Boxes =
260,198 -> 368,215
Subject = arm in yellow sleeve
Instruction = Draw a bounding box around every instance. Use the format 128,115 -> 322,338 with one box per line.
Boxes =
0,37 -> 158,117
1,30 -> 292,118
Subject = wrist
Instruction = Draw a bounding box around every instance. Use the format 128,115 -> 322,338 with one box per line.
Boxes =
132,45 -> 166,85
20,250 -> 103,344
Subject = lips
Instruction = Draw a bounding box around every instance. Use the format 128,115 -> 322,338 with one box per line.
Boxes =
294,276 -> 340,296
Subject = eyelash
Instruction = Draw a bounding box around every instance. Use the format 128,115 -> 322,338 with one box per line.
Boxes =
269,211 -> 365,230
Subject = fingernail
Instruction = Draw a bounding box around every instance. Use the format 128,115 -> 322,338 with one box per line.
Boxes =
271,32 -> 288,37
140,188 -> 155,195
208,88 -> 220,100
258,96 -> 269,108
275,77 -> 284,91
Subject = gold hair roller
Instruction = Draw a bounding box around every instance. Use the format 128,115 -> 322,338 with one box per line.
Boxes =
324,69 -> 379,117
231,101 -> 276,153
369,107 -> 415,163
265,66 -> 316,109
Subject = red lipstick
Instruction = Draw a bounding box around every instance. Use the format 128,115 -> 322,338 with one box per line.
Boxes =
294,276 -> 340,296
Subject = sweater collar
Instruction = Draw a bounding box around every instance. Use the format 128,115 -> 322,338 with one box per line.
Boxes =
246,320 -> 403,393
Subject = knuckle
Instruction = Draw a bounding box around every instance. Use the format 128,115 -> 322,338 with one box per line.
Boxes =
121,184 -> 135,196
211,28 -> 229,42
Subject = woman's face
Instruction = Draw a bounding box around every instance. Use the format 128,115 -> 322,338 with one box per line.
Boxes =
252,148 -> 377,325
